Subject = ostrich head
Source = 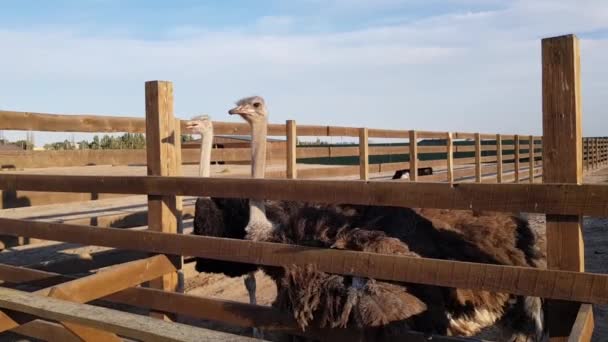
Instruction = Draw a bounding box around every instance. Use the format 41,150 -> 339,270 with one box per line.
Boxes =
228,96 -> 268,125
185,115 -> 214,178
185,114 -> 213,136
228,95 -> 274,241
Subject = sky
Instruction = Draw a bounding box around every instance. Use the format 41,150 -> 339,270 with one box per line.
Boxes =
1,0 -> 608,145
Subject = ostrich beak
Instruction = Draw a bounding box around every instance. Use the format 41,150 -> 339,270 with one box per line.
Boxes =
229,105 -> 254,116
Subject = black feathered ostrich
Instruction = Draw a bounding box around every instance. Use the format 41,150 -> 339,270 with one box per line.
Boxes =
188,114 -> 298,339
225,96 -> 546,341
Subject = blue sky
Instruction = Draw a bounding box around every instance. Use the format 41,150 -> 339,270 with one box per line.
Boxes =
2,0 -> 608,145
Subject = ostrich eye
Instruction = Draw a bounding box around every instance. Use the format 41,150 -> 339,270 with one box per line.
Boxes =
253,102 -> 260,108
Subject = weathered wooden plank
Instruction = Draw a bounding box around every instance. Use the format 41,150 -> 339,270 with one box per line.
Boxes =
359,128 -> 369,180
2,174 -> 603,215
0,142 -> 532,170
35,255 -> 176,301
0,219 -> 608,305
145,80 -> 181,320
0,110 -> 146,133
497,134 -> 503,183
416,130 -> 449,139
0,263 -> 484,341
409,130 -> 418,181
475,133 -> 482,182
515,135 -> 521,182
12,320 -> 82,342
542,34 -> 587,341
286,120 -> 297,179
446,133 -> 454,184
0,287 -> 252,342
530,135 -> 535,184
567,304 -> 594,342
0,255 -> 177,340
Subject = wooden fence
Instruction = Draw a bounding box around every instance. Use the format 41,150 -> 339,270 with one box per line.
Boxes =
0,34 -> 602,341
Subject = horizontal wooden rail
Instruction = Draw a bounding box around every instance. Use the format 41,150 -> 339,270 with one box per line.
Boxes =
0,218 -> 607,305
0,254 -> 177,339
0,287 -> 248,342
568,304 -> 594,342
0,110 -> 528,139
0,174 -> 600,215
0,263 -> 483,341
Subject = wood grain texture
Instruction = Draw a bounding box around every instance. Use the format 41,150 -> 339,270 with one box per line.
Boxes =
474,133 -> 482,182
286,120 -> 297,179
529,135 -> 535,184
446,133 -> 454,184
1,218 -> 608,305
145,80 -> 180,318
359,128 -> 369,180
409,130 -> 418,181
0,255 -> 176,339
12,320 -> 82,342
568,304 -> 594,342
515,135 -> 521,182
496,134 -> 503,183
0,287 -> 250,342
542,34 -> 587,341
2,174 -> 606,215
0,263 -> 487,341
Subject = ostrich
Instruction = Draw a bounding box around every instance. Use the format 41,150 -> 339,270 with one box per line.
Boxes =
188,114 -> 299,339
186,115 -> 259,324
227,96 -> 546,341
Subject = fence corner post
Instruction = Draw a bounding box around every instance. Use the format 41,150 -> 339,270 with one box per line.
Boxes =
541,34 -> 586,339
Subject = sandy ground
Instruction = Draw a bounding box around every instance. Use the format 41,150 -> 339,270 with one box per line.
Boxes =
581,167 -> 608,341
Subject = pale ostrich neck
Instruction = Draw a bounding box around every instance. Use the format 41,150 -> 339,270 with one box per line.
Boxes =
247,120 -> 272,240
199,128 -> 213,178
250,122 -> 267,179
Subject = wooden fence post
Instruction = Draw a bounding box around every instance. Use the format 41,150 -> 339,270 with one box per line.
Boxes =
496,134 -> 503,183
359,128 -> 369,181
286,120 -> 297,179
600,138 -> 606,166
584,138 -> 589,171
174,118 -> 184,293
529,135 -> 535,183
590,138 -> 595,170
601,138 -> 606,166
594,138 -> 598,168
145,80 -> 181,320
514,135 -> 520,182
474,133 -> 481,182
409,130 -> 418,182
542,34 -> 587,340
446,133 -> 454,184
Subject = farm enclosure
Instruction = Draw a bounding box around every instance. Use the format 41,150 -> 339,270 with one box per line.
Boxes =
0,34 -> 605,341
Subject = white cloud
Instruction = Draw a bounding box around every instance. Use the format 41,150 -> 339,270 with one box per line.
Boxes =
1,0 -> 608,145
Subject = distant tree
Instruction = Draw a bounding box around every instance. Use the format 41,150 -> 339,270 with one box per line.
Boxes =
77,140 -> 89,150
91,135 -> 100,149
14,140 -> 33,150
44,133 -> 146,151
181,134 -> 195,143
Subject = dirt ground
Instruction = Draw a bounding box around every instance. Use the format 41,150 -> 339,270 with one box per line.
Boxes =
581,167 -> 608,341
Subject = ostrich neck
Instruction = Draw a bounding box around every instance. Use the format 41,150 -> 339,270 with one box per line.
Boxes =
247,120 -> 272,241
199,128 -> 213,178
250,122 -> 267,179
